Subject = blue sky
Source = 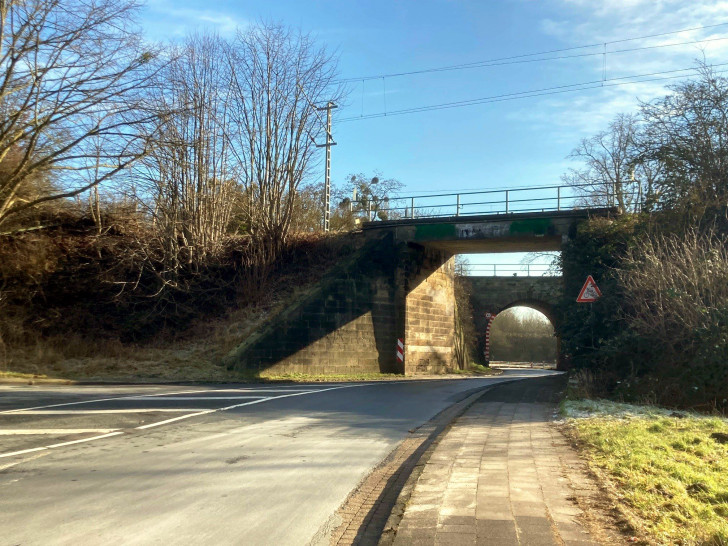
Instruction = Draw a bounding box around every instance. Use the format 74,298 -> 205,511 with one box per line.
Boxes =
140,0 -> 728,273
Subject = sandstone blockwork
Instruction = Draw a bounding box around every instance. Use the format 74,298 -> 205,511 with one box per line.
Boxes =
226,234 -> 400,375
403,252 -> 456,374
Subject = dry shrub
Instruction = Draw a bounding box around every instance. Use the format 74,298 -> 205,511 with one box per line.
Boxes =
618,229 -> 728,356
0,211 -> 358,376
567,368 -> 612,399
616,228 -> 728,410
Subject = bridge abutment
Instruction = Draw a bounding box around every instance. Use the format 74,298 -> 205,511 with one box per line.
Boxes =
399,246 -> 457,374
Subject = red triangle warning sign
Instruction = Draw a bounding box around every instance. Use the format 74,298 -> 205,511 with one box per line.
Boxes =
577,275 -> 602,302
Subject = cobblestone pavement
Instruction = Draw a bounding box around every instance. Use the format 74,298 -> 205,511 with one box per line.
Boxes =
390,376 -> 602,546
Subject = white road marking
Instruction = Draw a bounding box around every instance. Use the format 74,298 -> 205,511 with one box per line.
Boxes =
127,396 -> 268,401
0,447 -> 48,458
10,409 -> 205,415
0,386 -> 333,415
0,388 -> 217,414
0,431 -> 126,459
46,431 -> 124,449
0,384 -> 372,457
0,429 -> 117,435
191,387 -> 321,394
135,410 -> 216,430
0,451 -> 47,471
133,385 -> 367,431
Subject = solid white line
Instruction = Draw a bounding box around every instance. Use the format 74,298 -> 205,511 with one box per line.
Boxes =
0,386 -> 334,415
135,410 -> 216,430
0,432 -> 124,458
0,383 -> 374,456
194,388 -> 323,393
134,385 -> 369,431
46,431 -> 124,449
10,409 -> 205,414
217,385 -> 366,411
0,447 -> 48,458
127,396 -> 268,401
0,429 -> 117,435
0,451 -> 47,470
0,388 -> 216,414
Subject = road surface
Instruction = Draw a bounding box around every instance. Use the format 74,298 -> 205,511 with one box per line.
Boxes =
0,370 -> 558,545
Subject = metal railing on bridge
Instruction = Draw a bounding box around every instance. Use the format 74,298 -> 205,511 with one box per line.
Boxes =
466,264 -> 560,277
353,183 -> 631,221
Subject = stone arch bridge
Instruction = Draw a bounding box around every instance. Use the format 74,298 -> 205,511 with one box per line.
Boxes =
467,276 -> 562,366
226,209 -> 609,375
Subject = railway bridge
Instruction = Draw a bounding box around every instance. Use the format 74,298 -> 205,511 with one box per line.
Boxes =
226,185 -> 614,375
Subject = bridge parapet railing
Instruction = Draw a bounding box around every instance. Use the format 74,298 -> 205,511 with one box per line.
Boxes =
354,183 -> 633,221
466,264 -> 560,277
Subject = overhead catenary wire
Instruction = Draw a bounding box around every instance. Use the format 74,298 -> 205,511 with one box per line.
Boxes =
338,62 -> 728,122
337,22 -> 728,83
341,35 -> 728,84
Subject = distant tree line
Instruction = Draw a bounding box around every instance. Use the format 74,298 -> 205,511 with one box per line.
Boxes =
489,310 -> 556,364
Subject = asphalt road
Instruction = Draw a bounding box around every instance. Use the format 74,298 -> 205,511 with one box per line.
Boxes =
0,369 -> 559,545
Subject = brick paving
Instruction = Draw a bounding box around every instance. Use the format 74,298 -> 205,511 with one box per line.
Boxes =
324,387 -> 492,546
390,376 -> 602,546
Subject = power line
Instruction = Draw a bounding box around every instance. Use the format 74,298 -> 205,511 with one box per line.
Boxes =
338,62 -> 728,122
337,22 -> 728,83
340,36 -> 728,81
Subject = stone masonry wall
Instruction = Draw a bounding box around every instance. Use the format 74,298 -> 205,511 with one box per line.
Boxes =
404,252 -> 456,374
226,235 -> 399,375
467,275 -> 563,367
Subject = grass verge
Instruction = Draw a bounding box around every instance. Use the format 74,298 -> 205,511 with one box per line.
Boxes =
562,399 -> 728,546
259,372 -> 407,382
450,364 -> 502,376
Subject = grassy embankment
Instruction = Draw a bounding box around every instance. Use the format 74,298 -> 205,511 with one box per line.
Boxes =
562,399 -> 728,545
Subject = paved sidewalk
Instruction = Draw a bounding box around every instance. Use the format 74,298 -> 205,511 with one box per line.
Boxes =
390,376 -> 602,546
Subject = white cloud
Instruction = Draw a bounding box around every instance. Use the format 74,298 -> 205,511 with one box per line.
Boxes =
143,0 -> 246,40
518,0 -> 728,136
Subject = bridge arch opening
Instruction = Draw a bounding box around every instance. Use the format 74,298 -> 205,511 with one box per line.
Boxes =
488,306 -> 557,369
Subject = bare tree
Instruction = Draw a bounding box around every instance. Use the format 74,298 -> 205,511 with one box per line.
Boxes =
0,0 -> 159,232
227,23 -> 343,258
136,34 -> 237,274
345,172 -> 403,221
640,63 -> 728,215
562,114 -> 649,213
